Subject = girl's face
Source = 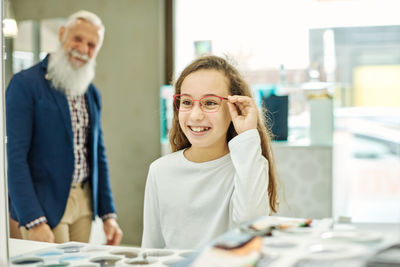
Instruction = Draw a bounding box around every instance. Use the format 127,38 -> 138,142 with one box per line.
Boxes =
178,69 -> 232,153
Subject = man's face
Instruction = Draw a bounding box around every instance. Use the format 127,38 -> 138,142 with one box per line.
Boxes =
59,19 -> 100,68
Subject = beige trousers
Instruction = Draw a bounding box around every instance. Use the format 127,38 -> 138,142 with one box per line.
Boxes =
21,182 -> 93,243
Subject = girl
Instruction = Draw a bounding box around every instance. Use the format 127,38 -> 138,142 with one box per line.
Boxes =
142,55 -> 278,249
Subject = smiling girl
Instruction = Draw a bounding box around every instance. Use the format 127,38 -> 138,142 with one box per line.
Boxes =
142,55 -> 279,249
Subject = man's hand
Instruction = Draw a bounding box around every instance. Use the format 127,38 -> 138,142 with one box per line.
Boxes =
103,218 -> 123,245
27,223 -> 55,243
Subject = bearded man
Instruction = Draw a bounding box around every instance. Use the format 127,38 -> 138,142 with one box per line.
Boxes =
6,10 -> 123,245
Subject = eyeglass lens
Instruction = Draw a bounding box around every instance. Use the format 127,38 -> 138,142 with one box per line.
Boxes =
175,95 -> 223,112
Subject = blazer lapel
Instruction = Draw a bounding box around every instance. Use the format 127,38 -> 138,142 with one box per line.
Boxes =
85,88 -> 97,134
45,77 -> 74,144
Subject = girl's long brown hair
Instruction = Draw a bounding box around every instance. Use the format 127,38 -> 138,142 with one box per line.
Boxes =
169,55 -> 279,213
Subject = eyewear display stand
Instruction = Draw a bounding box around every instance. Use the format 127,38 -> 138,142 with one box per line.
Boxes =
8,216 -> 400,267
179,216 -> 400,267
9,239 -> 194,267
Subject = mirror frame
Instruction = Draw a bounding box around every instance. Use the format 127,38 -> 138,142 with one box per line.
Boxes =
0,0 -> 10,264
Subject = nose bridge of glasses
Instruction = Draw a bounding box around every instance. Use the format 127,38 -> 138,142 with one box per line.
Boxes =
186,102 -> 204,120
192,99 -> 204,112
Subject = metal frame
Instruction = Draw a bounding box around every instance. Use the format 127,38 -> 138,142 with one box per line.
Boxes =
0,0 -> 11,264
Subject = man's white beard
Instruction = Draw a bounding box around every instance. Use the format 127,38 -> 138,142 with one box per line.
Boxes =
47,46 -> 96,96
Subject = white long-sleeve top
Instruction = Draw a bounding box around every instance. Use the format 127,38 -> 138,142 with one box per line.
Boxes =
141,129 -> 269,249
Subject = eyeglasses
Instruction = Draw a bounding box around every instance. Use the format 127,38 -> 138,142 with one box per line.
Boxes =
173,94 -> 228,113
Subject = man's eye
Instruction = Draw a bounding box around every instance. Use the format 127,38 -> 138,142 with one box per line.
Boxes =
74,36 -> 82,42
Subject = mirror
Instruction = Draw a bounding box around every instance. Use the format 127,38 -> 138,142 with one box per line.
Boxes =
3,0 -> 166,252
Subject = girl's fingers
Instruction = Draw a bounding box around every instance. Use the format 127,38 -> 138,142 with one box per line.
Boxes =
227,95 -> 258,134
228,95 -> 255,115
228,95 -> 254,107
228,101 -> 246,116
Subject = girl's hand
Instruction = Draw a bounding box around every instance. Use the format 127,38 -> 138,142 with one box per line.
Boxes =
227,95 -> 258,134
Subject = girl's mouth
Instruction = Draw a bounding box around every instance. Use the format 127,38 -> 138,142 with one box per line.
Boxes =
188,126 -> 211,133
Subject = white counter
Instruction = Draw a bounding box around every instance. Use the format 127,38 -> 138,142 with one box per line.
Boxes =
7,220 -> 399,267
9,238 -> 54,257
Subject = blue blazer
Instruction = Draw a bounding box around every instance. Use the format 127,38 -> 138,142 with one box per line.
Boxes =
6,55 -> 116,228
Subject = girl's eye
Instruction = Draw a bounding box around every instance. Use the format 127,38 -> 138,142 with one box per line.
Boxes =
204,101 -> 218,106
181,100 -> 192,106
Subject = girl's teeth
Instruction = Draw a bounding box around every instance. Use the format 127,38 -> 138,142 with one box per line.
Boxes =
191,127 -> 207,132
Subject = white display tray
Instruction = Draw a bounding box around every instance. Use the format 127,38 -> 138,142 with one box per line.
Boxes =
9,241 -> 194,267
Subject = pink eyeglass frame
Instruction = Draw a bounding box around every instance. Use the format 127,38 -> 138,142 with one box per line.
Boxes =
173,94 -> 228,113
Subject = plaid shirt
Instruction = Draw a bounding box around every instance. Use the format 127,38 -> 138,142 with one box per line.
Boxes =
67,94 -> 90,184
25,93 -> 116,229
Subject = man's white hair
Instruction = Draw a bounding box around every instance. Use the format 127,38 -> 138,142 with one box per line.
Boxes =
64,10 -> 105,49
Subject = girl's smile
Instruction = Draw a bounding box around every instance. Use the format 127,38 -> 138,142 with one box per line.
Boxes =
188,125 -> 211,135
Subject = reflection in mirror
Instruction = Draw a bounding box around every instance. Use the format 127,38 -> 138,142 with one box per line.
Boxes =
3,1 -> 165,252
5,9 -> 126,246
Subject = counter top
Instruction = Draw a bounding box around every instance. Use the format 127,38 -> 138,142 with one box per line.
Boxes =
9,238 -> 54,257
6,220 -> 400,267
